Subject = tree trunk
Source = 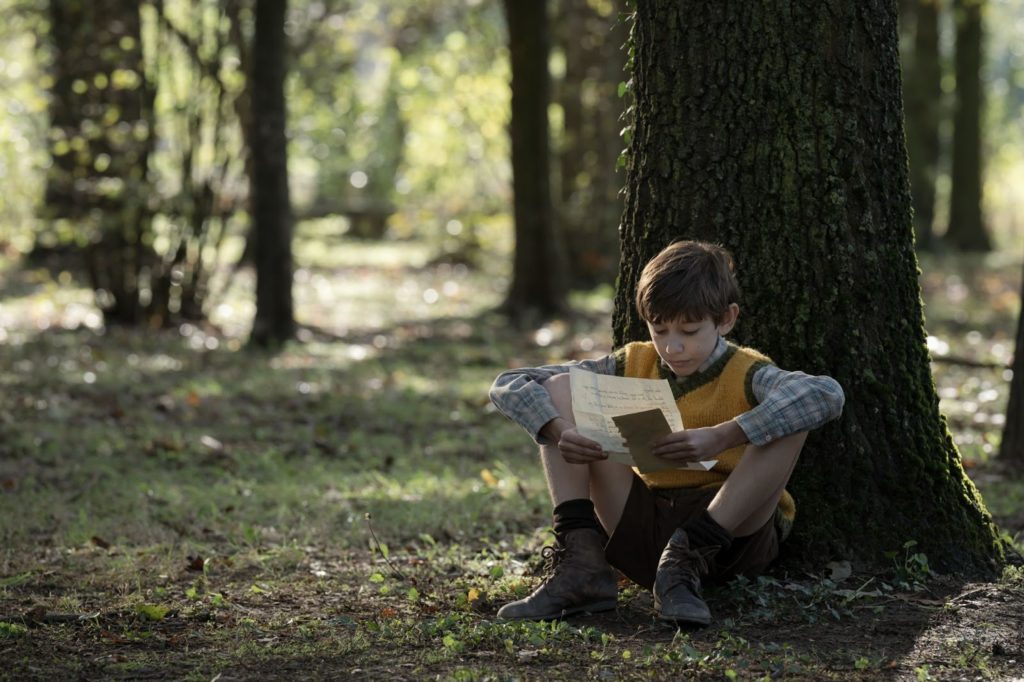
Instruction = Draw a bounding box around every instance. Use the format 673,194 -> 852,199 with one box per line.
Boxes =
248,0 -> 295,348
554,0 -> 629,289
946,0 -> 991,251
613,1 -> 1003,575
902,0 -> 943,251
43,0 -> 156,325
501,0 -> 568,321
999,259 -> 1024,465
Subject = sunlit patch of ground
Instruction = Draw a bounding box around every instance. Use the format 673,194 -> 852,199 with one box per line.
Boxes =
1,237 -> 1022,680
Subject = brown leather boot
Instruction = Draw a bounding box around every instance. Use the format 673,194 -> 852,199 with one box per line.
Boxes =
497,528 -> 618,620
653,527 -> 715,625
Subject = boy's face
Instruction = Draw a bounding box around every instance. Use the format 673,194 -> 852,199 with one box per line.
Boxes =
646,304 -> 739,377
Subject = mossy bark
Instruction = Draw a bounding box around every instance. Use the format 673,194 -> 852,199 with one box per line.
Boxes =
613,1 -> 1003,575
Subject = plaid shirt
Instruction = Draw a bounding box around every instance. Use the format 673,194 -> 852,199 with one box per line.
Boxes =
489,336 -> 844,446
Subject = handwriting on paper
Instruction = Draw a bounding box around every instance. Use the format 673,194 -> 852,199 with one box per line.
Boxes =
569,367 -> 715,472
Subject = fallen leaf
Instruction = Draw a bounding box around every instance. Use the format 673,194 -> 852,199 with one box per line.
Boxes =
827,560 -> 852,582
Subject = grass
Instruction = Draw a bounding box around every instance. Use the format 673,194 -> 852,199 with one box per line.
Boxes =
1,237 -> 1022,679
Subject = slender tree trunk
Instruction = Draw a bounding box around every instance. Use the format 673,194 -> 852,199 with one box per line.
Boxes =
248,0 -> 295,347
613,1 -> 1002,574
946,0 -> 991,251
554,0 -> 628,288
556,0 -> 586,212
999,259 -> 1024,465
902,0 -> 943,250
501,0 -> 568,321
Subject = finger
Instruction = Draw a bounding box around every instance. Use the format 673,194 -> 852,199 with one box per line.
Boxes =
562,451 -> 606,464
563,432 -> 602,450
651,441 -> 691,457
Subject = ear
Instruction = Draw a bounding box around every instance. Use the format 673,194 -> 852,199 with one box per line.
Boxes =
717,303 -> 740,335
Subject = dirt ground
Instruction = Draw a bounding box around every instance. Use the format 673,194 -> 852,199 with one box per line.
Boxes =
3,536 -> 1023,681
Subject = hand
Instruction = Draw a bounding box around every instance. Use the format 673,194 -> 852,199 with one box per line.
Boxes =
543,417 -> 606,464
558,426 -> 607,464
650,421 -> 747,463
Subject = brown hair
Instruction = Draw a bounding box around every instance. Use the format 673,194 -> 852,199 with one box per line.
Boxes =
635,240 -> 740,324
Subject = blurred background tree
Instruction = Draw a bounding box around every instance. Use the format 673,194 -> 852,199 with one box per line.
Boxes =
947,0 -> 992,251
900,0 -> 943,249
42,0 -> 156,324
553,0 -> 629,289
501,0 -> 567,321
248,0 -> 295,347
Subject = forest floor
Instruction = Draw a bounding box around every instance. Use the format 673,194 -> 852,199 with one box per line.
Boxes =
1,235 -> 1023,681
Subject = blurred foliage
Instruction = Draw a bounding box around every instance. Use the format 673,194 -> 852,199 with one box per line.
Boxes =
983,0 -> 1024,247
0,0 -> 1021,267
0,0 -> 49,252
286,0 -> 511,256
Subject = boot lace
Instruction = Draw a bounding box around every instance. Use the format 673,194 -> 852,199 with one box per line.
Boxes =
661,545 -> 716,589
538,543 -> 567,576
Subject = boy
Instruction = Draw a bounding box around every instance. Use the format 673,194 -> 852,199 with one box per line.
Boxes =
489,240 -> 844,626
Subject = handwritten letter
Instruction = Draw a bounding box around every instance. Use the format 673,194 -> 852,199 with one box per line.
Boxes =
569,367 -> 715,472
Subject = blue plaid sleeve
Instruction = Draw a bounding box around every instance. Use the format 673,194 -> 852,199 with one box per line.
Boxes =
734,365 -> 845,445
489,354 -> 618,444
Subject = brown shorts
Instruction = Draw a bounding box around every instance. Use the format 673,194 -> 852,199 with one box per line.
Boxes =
605,474 -> 780,590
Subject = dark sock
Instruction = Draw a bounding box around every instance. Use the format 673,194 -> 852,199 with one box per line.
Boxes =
682,510 -> 733,550
552,498 -> 601,540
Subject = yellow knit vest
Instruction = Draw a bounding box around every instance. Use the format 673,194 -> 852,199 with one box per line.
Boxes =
613,341 -> 796,526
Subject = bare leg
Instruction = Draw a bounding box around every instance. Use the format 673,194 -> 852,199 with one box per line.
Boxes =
706,431 -> 807,537
541,374 -> 635,535
497,374 -> 631,620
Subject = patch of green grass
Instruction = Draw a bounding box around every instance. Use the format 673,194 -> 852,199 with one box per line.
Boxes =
1,242 -> 1022,681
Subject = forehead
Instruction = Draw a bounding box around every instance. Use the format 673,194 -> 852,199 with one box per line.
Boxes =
649,315 -> 711,327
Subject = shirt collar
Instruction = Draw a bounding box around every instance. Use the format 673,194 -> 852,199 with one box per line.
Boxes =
659,335 -> 728,381
699,336 -> 728,373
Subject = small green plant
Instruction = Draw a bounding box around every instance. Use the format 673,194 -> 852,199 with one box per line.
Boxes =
886,540 -> 932,590
0,622 -> 29,638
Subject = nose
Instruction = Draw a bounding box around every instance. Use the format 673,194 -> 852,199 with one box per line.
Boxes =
664,336 -> 684,354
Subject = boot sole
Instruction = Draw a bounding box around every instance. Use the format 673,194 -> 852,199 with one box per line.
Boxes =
557,598 -> 618,619
653,598 -> 712,627
498,598 -> 618,621
657,612 -> 711,627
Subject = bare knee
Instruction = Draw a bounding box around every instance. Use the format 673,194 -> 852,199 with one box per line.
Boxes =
543,373 -> 574,415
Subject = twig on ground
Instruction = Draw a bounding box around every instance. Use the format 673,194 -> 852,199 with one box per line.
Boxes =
364,513 -> 408,582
